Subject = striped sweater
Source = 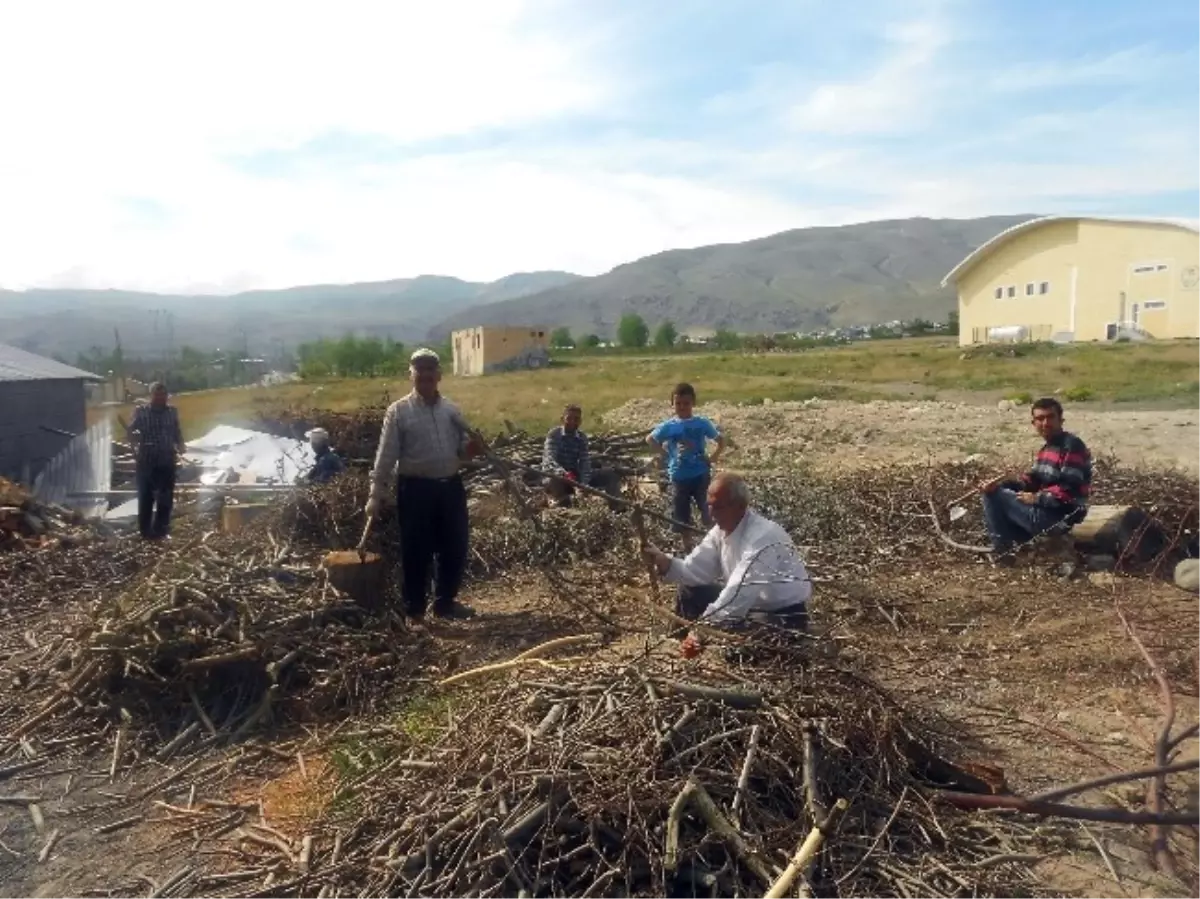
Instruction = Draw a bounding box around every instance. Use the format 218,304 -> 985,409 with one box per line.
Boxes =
1020,430 -> 1092,509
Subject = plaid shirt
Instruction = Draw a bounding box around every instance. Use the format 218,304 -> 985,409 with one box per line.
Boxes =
369,390 -> 470,500
1020,430 -> 1092,509
542,426 -> 592,485
129,404 -> 183,467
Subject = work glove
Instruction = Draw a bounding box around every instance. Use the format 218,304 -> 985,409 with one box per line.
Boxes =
565,471 -> 578,483
365,496 -> 381,518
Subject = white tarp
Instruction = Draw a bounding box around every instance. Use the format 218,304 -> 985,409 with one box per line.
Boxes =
183,425 -> 314,486
105,424 -> 314,521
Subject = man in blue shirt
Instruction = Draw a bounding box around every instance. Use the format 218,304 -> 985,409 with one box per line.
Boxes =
647,382 -> 725,550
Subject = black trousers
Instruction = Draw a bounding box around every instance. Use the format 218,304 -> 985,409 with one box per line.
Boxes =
397,475 -> 469,615
676,584 -> 808,632
136,463 -> 176,538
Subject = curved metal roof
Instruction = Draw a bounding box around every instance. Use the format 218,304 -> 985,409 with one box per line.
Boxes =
0,343 -> 102,382
940,215 -> 1200,287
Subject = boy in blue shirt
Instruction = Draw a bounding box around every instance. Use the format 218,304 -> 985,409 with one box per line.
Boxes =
647,382 -> 725,550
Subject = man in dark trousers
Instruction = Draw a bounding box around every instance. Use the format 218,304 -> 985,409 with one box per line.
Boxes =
128,382 -> 186,540
980,397 -> 1092,561
366,348 -> 484,620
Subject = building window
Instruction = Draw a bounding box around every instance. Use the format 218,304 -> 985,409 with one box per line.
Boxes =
1025,283 -> 1035,296
1039,281 -> 1050,294
537,330 -> 545,338
994,287 -> 1003,299
1143,300 -> 1167,310
1006,285 -> 1016,298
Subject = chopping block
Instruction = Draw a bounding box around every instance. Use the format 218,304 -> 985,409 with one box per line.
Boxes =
324,550 -> 385,609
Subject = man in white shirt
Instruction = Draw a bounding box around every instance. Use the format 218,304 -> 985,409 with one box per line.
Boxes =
644,473 -> 812,651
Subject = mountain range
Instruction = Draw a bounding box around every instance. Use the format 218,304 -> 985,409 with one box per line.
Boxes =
429,215 -> 1033,340
0,271 -> 582,359
0,215 -> 1031,358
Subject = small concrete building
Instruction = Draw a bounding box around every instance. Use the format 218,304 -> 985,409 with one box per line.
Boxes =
0,344 -> 101,483
451,326 -> 551,376
942,215 -> 1199,346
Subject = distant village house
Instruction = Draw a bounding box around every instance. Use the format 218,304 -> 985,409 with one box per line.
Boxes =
451,326 -> 551,376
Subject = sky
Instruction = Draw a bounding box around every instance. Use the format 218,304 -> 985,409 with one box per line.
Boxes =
0,0 -> 1196,294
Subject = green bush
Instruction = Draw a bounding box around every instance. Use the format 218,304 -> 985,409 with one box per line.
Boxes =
1062,386 -> 1095,402
1006,391 -> 1033,405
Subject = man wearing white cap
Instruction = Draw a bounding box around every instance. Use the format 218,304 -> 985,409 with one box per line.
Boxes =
366,348 -> 483,620
305,428 -> 345,484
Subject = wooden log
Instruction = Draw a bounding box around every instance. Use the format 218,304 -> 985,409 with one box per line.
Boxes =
323,550 -> 385,609
1069,505 -> 1166,563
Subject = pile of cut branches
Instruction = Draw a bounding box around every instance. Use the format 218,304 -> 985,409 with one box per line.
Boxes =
192,649 -> 1061,898
0,527 -> 434,761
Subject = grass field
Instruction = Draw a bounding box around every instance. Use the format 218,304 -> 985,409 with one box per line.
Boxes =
97,337 -> 1200,439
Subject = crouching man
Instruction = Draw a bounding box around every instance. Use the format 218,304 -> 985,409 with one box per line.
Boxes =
643,472 -> 812,655
542,403 -> 621,507
981,397 -> 1091,561
305,428 -> 345,484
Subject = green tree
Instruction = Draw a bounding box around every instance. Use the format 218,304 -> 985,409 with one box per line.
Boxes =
907,318 -> 935,335
713,329 -> 742,350
550,326 -> 574,348
617,314 -> 649,348
653,320 -> 678,349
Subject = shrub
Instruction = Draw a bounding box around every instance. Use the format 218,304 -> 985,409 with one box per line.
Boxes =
1062,386 -> 1095,402
1006,391 -> 1033,405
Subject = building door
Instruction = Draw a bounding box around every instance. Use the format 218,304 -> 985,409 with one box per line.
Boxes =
1126,261 -> 1173,336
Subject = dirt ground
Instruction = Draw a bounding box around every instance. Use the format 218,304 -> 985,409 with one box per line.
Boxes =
2,401 -> 1197,898
601,397 -> 1200,475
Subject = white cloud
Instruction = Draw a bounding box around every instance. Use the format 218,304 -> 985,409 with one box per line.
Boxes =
0,0 -> 621,290
988,45 -> 1175,92
786,15 -> 953,135
0,1 -> 1194,295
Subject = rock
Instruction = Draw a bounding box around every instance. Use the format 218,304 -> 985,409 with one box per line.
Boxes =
762,397 -> 774,406
959,352 -> 968,360
1087,571 -> 1116,587
964,453 -> 986,464
1056,561 -> 1078,580
1084,554 -> 1116,572
996,399 -> 1015,412
1174,559 -> 1200,593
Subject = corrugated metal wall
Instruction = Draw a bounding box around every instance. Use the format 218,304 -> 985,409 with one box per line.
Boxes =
0,379 -> 88,483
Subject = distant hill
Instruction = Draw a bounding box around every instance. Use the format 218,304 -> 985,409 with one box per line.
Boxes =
429,216 -> 1034,340
0,271 -> 582,359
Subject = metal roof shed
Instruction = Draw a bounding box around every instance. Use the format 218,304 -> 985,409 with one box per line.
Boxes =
0,343 -> 102,483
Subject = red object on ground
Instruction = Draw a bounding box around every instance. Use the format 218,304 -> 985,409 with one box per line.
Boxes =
565,471 -> 578,482
680,635 -> 703,659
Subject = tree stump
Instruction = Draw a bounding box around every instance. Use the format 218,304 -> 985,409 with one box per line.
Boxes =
1069,505 -> 1166,564
324,550 -> 385,609
220,502 -> 270,534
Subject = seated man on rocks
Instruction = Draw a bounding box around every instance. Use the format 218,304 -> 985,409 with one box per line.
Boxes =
643,472 -> 813,654
541,403 -> 622,508
981,397 -> 1092,562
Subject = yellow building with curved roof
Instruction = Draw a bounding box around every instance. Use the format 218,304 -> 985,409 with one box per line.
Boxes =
942,215 -> 1199,346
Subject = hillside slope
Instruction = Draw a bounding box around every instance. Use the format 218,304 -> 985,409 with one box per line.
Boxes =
0,271 -> 582,358
430,216 -> 1033,339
